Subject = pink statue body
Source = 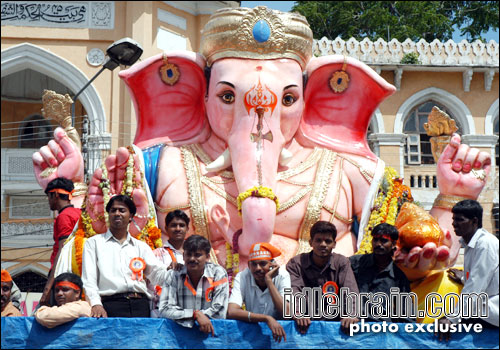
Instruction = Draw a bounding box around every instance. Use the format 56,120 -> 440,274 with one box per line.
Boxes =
115,51 -> 395,268
33,7 -> 491,281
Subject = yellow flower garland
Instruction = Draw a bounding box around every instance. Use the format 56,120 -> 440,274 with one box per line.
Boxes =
81,210 -> 98,238
225,242 -> 233,270
99,164 -> 110,227
121,153 -> 134,196
225,242 -> 239,290
357,167 -> 413,254
120,146 -> 162,250
236,186 -> 279,216
233,253 -> 239,276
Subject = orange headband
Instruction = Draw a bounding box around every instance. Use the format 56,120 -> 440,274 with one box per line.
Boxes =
55,281 -> 81,292
48,188 -> 74,200
373,234 -> 396,242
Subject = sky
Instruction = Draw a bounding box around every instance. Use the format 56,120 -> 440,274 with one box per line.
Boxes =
240,1 -> 499,42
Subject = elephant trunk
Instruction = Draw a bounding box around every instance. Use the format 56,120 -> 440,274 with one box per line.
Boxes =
227,108 -> 285,256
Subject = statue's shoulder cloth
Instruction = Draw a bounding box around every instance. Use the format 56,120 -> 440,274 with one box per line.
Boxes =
141,143 -> 167,200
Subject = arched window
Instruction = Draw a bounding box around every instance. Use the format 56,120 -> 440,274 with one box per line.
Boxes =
403,101 -> 462,165
12,270 -> 48,293
18,114 -> 53,149
367,123 -> 377,155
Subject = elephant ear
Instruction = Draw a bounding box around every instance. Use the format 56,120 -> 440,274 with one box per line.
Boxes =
297,56 -> 396,160
119,52 -> 209,149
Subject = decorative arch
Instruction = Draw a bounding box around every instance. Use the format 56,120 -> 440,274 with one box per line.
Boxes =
7,262 -> 50,278
370,108 -> 385,133
485,99 -> 499,135
394,87 -> 475,135
1,43 -> 107,135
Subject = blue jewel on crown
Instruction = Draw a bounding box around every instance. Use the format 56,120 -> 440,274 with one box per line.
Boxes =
252,20 -> 271,43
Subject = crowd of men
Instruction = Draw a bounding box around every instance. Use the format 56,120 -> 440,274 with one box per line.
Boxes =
1,177 -> 498,343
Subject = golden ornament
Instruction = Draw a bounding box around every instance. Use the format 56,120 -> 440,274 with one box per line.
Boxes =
159,54 -> 180,86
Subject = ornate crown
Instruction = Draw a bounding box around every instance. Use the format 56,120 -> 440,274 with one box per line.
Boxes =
200,6 -> 313,70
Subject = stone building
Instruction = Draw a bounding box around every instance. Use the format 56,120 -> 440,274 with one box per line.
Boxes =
1,2 -> 498,310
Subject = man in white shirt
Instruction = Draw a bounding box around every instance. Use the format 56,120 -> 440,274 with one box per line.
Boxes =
82,195 -> 169,318
438,200 -> 499,341
227,242 -> 291,343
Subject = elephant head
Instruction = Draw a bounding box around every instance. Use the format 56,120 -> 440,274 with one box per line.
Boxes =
119,7 -> 395,255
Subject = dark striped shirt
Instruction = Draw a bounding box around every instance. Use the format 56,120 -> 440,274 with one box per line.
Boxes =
159,262 -> 228,327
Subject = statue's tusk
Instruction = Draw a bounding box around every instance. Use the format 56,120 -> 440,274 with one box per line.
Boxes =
206,148 -> 232,172
206,147 -> 291,171
279,147 -> 293,166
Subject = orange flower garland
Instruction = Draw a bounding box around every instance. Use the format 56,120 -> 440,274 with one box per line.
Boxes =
73,226 -> 86,275
71,200 -> 95,276
138,218 -> 163,250
148,225 -> 162,248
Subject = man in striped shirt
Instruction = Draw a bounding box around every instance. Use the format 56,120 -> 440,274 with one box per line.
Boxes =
159,235 -> 229,335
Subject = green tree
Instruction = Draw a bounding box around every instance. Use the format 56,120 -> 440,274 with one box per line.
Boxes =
292,1 -> 499,42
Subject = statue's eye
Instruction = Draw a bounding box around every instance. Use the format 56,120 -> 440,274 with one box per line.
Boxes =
218,91 -> 235,104
282,93 -> 297,106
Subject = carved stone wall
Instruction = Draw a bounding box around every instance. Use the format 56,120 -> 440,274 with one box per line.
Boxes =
313,37 -> 499,67
1,222 -> 52,236
9,197 -> 51,219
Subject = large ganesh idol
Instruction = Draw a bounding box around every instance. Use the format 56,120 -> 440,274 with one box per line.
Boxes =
34,7 -> 491,279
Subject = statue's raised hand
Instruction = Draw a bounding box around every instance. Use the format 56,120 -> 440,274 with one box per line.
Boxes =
87,147 -> 149,236
32,127 -> 84,189
436,133 -> 491,199
396,134 -> 491,281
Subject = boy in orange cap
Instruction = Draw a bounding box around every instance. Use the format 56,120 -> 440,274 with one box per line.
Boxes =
227,242 -> 291,343
1,270 -> 22,317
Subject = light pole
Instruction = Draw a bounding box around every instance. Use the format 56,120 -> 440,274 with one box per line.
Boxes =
73,37 -> 143,181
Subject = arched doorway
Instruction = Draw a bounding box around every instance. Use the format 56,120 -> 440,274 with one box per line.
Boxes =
1,43 -> 108,135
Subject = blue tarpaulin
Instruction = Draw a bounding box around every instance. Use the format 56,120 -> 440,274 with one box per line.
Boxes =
1,317 -> 498,349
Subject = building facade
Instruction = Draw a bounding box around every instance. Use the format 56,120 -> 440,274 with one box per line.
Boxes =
1,1 -> 498,300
